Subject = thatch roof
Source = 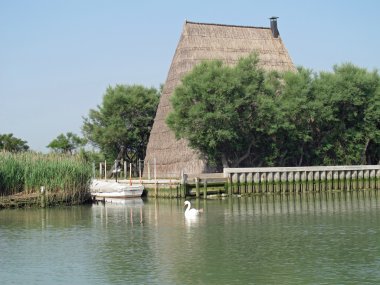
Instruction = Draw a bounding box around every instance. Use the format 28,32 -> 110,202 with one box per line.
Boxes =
144,20 -> 296,178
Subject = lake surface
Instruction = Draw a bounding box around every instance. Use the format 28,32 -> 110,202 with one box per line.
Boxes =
1,191 -> 380,284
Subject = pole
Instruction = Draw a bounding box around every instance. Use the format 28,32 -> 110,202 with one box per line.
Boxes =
114,160 -> 118,182
104,160 -> 107,180
139,159 -> 142,183
129,163 -> 132,186
92,162 -> 95,179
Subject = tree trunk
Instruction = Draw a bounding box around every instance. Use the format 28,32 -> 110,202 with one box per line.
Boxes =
232,141 -> 254,167
298,143 -> 304,166
361,138 -> 370,165
221,154 -> 229,168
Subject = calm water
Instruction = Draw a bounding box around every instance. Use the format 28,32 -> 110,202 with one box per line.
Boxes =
1,191 -> 380,284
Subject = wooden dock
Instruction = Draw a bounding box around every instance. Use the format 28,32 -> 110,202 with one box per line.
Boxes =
101,165 -> 380,198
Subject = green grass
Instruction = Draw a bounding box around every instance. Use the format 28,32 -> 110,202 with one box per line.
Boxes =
0,152 -> 92,204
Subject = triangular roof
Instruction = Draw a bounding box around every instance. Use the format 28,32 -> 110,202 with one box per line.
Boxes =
144,21 -> 296,178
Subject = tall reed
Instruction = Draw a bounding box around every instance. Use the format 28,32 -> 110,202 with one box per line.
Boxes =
0,152 -> 92,205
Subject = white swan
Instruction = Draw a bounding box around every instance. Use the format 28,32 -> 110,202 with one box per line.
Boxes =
184,200 -> 202,218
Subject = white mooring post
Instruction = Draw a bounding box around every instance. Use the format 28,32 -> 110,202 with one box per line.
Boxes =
129,163 -> 132,185
104,160 -> 107,180
139,159 -> 142,183
124,161 -> 127,179
114,160 -> 118,182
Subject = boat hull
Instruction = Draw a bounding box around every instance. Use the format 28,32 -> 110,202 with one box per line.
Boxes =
90,179 -> 144,198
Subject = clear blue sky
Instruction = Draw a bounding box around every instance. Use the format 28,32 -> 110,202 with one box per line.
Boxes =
1,0 -> 379,152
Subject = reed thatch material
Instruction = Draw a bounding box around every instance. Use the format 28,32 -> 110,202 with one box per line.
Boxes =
144,20 -> 296,178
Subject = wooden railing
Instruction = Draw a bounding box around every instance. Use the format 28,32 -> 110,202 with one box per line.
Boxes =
224,165 -> 380,195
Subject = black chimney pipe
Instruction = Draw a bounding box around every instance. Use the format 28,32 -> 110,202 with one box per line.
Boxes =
269,17 -> 279,38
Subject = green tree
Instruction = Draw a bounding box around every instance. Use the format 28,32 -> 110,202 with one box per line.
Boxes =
167,53 -> 268,169
0,133 -> 29,152
311,63 -> 380,165
270,67 -> 321,166
47,132 -> 86,154
167,52 -> 380,168
82,84 -> 160,164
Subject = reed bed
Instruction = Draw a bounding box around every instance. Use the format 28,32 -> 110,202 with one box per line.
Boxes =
0,152 -> 92,206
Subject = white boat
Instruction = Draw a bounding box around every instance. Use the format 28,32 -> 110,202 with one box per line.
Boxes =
90,179 -> 144,198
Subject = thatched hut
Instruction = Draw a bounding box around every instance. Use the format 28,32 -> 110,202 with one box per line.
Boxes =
144,18 -> 296,178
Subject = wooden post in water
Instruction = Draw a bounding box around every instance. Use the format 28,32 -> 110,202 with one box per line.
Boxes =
228,173 -> 233,196
40,186 -> 46,208
181,172 -> 188,198
195,178 -> 200,198
203,179 -> 207,199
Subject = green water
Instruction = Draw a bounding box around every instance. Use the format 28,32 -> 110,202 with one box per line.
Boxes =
1,191 -> 380,284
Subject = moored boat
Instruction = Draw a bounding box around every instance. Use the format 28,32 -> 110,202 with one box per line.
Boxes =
90,179 -> 144,198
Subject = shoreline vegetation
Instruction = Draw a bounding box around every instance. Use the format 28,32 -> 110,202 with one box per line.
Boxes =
0,152 -> 92,209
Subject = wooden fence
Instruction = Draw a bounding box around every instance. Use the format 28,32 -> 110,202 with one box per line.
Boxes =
224,165 -> 380,195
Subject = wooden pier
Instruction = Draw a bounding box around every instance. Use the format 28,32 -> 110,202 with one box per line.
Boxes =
112,165 -> 380,198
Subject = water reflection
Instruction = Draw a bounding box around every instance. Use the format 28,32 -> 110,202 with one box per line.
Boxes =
223,190 -> 379,217
92,197 -> 144,225
1,190 -> 380,284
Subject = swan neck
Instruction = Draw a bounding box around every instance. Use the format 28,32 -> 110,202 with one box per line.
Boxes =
185,202 -> 191,213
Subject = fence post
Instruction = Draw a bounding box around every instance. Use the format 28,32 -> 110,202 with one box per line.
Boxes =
129,163 -> 132,185
203,179 -> 207,199
195,178 -> 200,198
139,159 -> 142,183
40,186 -> 46,208
228,173 -> 233,196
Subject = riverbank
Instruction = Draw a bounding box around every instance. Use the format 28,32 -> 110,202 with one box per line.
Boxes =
0,152 -> 92,208
0,191 -> 92,209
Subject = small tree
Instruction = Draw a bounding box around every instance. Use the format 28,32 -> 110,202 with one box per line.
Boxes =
82,84 -> 160,164
0,133 -> 29,152
47,132 -> 86,154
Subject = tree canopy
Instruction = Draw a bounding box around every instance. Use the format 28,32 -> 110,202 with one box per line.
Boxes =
0,133 -> 29,152
47,132 -> 86,154
167,54 -> 268,168
167,53 -> 380,169
82,84 -> 160,163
